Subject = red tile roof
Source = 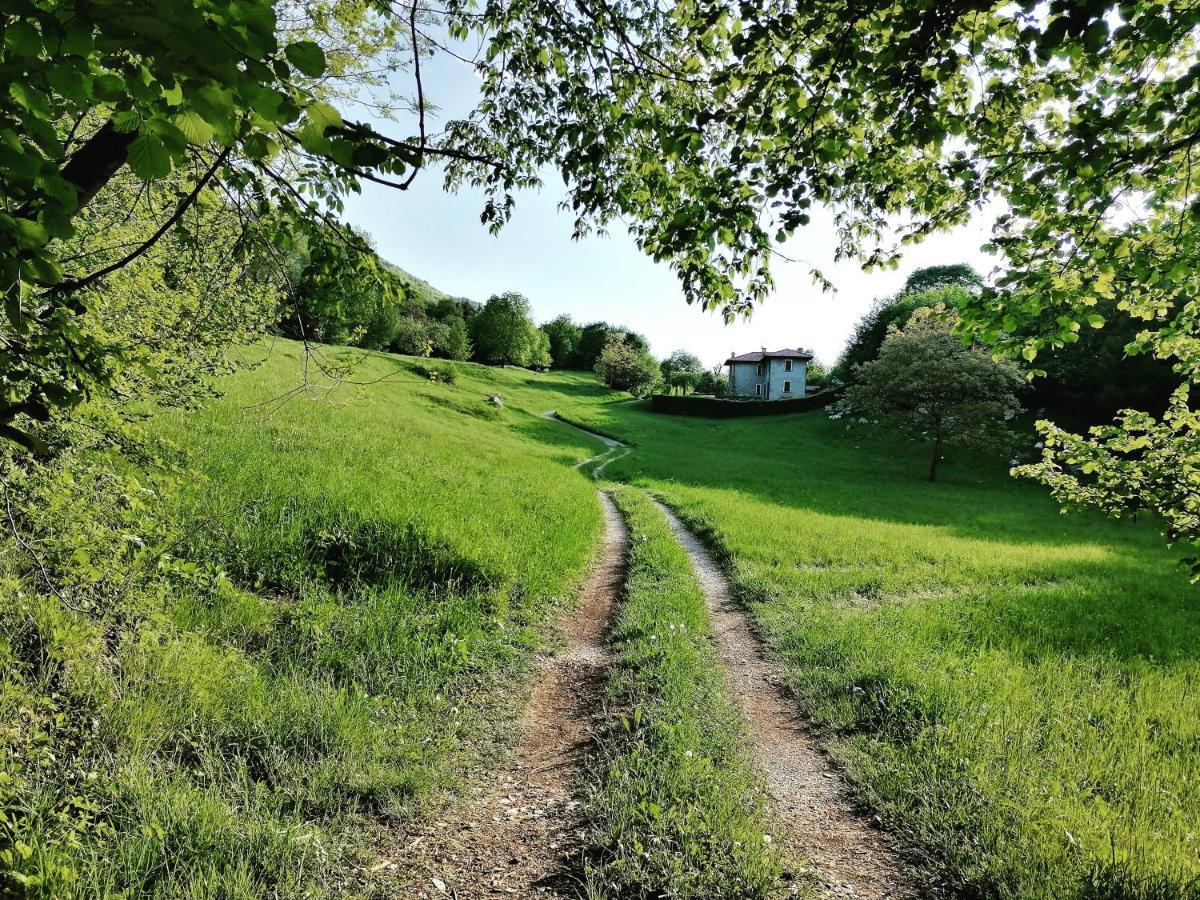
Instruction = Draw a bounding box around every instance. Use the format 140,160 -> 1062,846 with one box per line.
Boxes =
724,348 -> 813,365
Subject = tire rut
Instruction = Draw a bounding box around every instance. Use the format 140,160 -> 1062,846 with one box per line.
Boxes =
395,491 -> 629,899
649,497 -> 921,900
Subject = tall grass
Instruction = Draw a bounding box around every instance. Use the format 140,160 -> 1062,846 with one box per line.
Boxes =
585,486 -> 781,898
1,341 -> 618,897
569,401 -> 1200,899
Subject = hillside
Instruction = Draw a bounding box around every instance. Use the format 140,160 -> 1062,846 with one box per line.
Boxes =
382,259 -> 462,306
3,343 -> 621,897
9,341 -> 1198,899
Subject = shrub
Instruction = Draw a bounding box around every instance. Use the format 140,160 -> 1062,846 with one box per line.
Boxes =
411,361 -> 457,384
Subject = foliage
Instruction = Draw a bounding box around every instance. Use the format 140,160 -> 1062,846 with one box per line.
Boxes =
1022,302 -> 1177,424
695,368 -> 729,398
574,323 -> 618,371
411,360 -> 457,384
430,316 -> 472,362
391,315 -> 434,357
836,281 -> 974,379
805,360 -> 831,390
541,315 -> 582,368
559,399 -> 1200,900
587,487 -> 781,898
472,292 -> 538,367
0,0 -> 432,447
1014,400 -> 1200,576
527,327 -> 552,370
595,338 -> 659,397
660,350 -> 705,395
902,264 -> 983,296
844,308 -> 1024,481
280,224 -> 403,348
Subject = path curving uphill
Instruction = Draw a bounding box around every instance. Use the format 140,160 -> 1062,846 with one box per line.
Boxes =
545,412 -> 920,899
541,411 -> 630,478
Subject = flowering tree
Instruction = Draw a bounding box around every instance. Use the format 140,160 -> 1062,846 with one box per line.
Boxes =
846,309 -> 1024,482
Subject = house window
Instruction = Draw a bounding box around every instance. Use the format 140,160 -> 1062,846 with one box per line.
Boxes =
784,359 -> 793,372
756,362 -> 764,375
755,384 -> 762,397
783,380 -> 792,393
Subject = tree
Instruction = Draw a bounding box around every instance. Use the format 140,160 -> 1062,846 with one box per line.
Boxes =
836,285 -> 972,380
845,309 -> 1024,482
431,316 -> 472,361
528,328 -> 553,370
595,339 -> 659,397
621,330 -> 652,353
902,265 -> 983,296
806,360 -> 832,390
280,223 -> 402,348
541,315 -> 582,368
392,317 -> 432,357
695,368 -> 729,398
472,292 -> 536,367
573,323 -> 615,370
660,350 -> 705,395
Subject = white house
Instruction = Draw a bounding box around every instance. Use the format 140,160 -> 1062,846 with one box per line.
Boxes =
724,348 -> 812,400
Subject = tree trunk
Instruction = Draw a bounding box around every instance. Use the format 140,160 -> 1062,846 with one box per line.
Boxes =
929,430 -> 944,482
59,121 -> 138,212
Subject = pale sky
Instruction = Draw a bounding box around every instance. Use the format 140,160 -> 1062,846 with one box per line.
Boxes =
341,35 -> 1000,369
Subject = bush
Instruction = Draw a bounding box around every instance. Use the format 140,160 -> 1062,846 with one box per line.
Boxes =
595,338 -> 659,396
411,361 -> 457,384
392,317 -> 433,356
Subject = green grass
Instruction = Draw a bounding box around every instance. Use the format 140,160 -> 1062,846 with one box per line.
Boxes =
1,341 -> 621,898
565,401 -> 1200,900
585,486 -> 781,898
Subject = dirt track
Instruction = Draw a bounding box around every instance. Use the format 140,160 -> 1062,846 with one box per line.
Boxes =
398,491 -> 628,899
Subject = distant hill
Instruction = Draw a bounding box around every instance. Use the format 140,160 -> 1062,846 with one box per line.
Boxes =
382,259 -> 464,306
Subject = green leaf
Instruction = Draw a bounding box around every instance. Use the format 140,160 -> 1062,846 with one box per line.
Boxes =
111,109 -> 141,132
174,110 -> 215,145
4,21 -> 41,57
13,218 -> 48,249
126,133 -> 172,179
1086,314 -> 1105,329
305,101 -> 343,132
285,41 -> 326,78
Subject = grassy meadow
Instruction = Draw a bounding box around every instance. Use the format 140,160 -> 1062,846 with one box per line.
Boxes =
8,336 -> 1198,899
1,341 -> 620,897
568,401 -> 1200,899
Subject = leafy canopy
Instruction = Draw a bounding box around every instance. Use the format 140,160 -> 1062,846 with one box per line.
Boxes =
595,338 -> 660,397
661,350 -> 705,395
473,292 -> 539,367
845,308 -> 1024,482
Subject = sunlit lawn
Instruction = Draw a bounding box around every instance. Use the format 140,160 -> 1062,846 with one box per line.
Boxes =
565,400 -> 1200,899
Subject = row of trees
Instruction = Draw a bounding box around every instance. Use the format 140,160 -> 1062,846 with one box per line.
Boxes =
277,241 -> 678,379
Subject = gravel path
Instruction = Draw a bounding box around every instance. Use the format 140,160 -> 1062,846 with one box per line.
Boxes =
395,492 -> 629,899
650,497 -> 921,900
540,411 -> 630,478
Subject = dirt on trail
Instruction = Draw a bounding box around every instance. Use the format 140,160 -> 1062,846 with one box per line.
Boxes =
394,492 -> 628,899
650,498 -> 922,900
